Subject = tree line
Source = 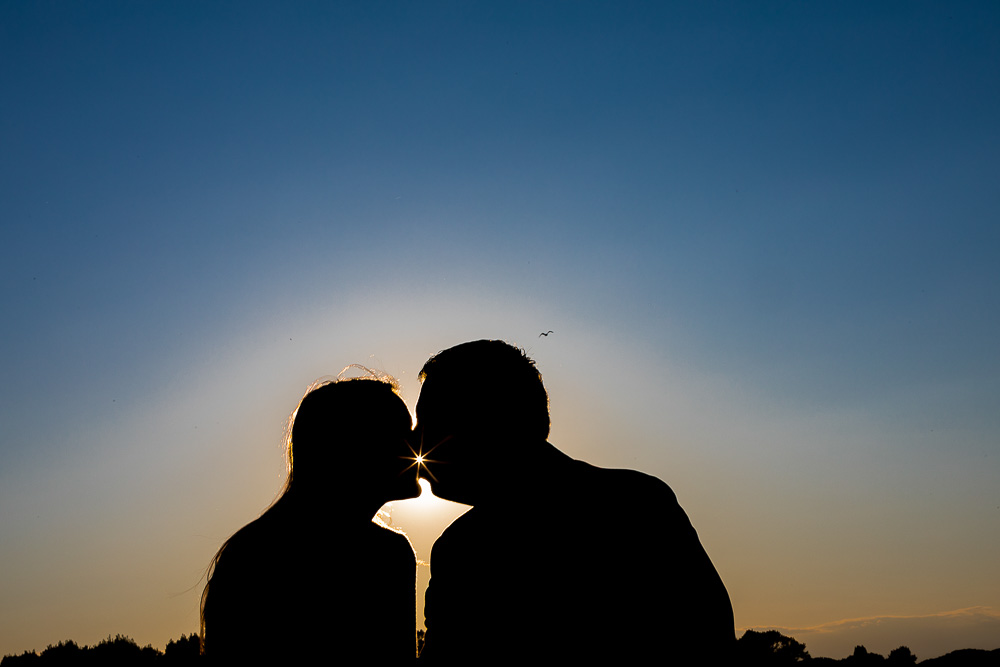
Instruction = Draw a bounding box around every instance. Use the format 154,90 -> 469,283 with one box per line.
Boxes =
0,634 -> 198,666
2,629 -> 997,665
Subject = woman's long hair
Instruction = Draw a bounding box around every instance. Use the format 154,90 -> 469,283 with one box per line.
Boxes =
199,368 -> 404,645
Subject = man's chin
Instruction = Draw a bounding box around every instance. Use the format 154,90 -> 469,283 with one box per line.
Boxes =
430,484 -> 476,506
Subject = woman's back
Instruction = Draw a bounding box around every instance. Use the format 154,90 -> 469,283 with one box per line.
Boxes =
204,501 -> 416,663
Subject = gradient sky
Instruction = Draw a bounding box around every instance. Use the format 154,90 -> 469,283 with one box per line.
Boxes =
2,1 -> 999,660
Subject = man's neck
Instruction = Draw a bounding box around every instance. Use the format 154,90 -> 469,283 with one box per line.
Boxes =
463,439 -> 571,506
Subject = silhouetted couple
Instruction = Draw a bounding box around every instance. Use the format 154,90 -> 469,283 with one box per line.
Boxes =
202,340 -> 735,663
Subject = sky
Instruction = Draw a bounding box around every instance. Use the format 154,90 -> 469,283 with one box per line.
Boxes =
1,1 -> 999,660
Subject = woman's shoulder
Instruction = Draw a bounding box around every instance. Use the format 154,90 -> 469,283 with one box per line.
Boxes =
371,519 -> 414,542
365,521 -> 416,558
213,512 -> 288,569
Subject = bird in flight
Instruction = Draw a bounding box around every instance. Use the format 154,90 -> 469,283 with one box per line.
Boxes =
539,330 -> 553,337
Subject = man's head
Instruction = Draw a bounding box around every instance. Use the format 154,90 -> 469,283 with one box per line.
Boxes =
415,340 -> 549,503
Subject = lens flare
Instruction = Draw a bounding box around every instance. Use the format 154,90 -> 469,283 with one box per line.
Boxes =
400,435 -> 451,485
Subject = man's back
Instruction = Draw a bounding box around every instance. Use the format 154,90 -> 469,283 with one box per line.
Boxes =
421,443 -> 734,662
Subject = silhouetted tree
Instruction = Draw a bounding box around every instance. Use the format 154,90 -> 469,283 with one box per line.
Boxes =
39,641 -> 81,663
163,634 -> 201,663
0,650 -> 40,666
88,634 -> 159,666
887,646 -> 917,665
737,629 -> 811,664
846,645 -> 886,664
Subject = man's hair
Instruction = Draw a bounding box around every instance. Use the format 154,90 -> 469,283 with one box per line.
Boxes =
419,339 -> 550,440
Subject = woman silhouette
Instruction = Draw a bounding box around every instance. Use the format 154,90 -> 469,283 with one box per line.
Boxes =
201,372 -> 420,663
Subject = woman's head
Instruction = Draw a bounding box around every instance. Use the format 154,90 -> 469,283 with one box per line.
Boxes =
200,371 -> 417,645
285,373 -> 419,505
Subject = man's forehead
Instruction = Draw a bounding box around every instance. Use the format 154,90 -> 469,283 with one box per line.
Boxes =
415,376 -> 439,408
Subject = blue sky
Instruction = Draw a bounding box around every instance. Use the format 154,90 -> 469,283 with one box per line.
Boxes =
1,1 -> 998,659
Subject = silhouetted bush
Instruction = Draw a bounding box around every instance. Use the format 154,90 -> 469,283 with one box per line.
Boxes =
919,648 -> 1000,666
737,629 -> 811,664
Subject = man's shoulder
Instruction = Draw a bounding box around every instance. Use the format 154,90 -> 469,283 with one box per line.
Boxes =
570,459 -> 680,503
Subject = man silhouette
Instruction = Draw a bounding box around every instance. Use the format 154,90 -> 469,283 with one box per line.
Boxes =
416,340 -> 735,662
